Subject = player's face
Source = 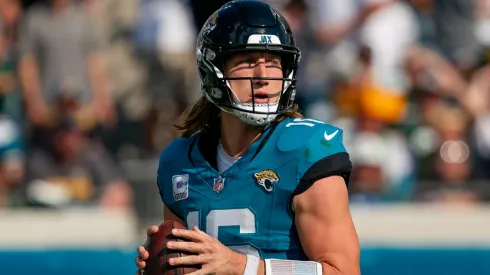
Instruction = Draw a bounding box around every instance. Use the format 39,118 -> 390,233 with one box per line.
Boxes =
224,52 -> 283,104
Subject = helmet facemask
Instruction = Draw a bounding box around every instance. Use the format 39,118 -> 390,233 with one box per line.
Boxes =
198,45 -> 300,126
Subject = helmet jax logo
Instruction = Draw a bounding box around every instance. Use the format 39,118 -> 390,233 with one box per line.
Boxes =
253,169 -> 279,192
259,35 -> 273,44
247,34 -> 281,45
172,174 -> 189,201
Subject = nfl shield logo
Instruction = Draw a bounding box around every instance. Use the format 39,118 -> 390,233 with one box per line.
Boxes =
172,174 -> 189,201
213,177 -> 225,193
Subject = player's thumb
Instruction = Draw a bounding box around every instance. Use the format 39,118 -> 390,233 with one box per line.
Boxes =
147,225 -> 159,236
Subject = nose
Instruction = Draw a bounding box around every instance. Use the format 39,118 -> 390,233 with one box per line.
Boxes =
254,59 -> 269,77
253,59 -> 269,85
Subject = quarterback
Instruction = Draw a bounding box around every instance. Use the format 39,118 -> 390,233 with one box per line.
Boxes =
136,0 -> 360,274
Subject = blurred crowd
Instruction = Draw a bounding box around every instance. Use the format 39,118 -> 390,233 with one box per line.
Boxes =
0,0 -> 489,211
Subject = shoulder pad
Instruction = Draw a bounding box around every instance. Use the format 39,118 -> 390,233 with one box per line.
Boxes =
302,123 -> 346,163
276,118 -> 330,152
292,120 -> 349,182
159,136 -> 194,163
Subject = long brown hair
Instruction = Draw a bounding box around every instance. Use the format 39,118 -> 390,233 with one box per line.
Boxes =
174,96 -> 304,138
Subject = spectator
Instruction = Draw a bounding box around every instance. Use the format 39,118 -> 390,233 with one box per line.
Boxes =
0,21 -> 16,108
408,0 -> 483,74
24,117 -> 132,209
0,0 -> 25,208
18,0 -> 115,134
0,0 -> 23,122
134,0 -> 198,153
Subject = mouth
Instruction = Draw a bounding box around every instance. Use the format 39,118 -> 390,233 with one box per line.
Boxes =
250,91 -> 274,103
254,91 -> 270,98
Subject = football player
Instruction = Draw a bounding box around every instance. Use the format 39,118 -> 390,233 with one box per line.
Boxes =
136,1 -> 360,274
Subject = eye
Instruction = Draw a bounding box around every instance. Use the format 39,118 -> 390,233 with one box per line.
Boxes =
267,59 -> 282,68
237,59 -> 254,66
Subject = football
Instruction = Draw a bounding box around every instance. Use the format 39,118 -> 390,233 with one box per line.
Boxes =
144,220 -> 200,275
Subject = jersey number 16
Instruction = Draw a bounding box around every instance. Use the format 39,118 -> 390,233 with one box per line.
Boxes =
186,208 -> 260,257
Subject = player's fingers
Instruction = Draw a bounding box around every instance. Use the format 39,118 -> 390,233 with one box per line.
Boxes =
143,226 -> 159,249
167,240 -> 204,253
146,225 -> 159,236
171,228 -> 205,242
135,256 -> 146,269
136,262 -> 146,269
137,246 -> 149,259
192,226 -> 215,242
168,254 -> 209,266
193,226 -> 207,236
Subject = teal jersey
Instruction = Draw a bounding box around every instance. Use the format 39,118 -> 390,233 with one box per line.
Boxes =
157,118 -> 351,260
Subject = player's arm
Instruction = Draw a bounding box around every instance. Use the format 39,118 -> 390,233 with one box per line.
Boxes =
242,177 -> 359,275
230,125 -> 359,275
244,124 -> 359,275
293,176 -> 360,275
286,125 -> 359,274
157,138 -> 189,225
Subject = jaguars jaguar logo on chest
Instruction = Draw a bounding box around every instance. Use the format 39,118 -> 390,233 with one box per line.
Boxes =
253,169 -> 279,192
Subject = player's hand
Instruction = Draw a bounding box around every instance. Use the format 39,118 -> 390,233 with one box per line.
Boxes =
135,225 -> 159,274
167,226 -> 247,275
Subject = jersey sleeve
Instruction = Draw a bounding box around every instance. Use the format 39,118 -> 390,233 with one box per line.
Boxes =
156,137 -> 190,220
156,160 -> 171,211
294,124 -> 352,198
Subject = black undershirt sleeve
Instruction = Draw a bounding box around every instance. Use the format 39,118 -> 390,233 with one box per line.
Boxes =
289,152 -> 352,215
